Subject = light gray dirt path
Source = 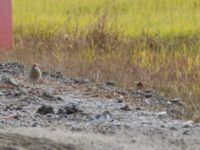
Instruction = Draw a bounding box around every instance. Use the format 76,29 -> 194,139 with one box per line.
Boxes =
0,126 -> 200,150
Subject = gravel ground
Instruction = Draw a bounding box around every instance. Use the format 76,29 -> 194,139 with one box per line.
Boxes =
0,62 -> 199,150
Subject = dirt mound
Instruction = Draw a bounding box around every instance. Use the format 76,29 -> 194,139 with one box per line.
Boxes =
0,132 -> 76,150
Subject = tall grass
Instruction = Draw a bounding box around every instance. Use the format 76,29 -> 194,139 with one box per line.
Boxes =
1,0 -> 200,121
13,0 -> 200,37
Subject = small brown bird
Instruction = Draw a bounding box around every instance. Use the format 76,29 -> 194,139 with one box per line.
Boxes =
136,81 -> 144,91
29,64 -> 42,84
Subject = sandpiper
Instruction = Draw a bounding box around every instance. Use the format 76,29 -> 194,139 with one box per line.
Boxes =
29,64 -> 42,84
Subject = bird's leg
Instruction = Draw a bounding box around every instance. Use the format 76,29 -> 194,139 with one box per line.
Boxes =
32,82 -> 36,88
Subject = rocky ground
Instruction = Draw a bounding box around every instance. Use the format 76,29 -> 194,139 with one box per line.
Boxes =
0,62 -> 199,150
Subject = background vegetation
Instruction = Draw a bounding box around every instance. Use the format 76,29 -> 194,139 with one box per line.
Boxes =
1,0 -> 200,121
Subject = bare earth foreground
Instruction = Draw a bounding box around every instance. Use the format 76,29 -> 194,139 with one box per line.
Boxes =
0,63 -> 199,150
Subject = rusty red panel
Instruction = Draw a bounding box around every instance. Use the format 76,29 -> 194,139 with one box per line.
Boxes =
0,0 -> 12,50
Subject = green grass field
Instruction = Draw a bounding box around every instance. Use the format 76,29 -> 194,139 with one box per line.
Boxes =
3,0 -> 200,121
13,0 -> 200,37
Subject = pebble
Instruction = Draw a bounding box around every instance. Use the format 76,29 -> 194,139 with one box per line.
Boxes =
37,105 -> 54,115
117,96 -> 124,103
57,104 -> 82,115
170,126 -> 178,130
170,98 -> 181,104
143,93 -> 152,98
1,76 -> 19,87
121,104 -> 132,111
182,130 -> 190,135
158,111 -> 167,117
106,81 -> 116,86
135,107 -> 142,111
183,120 -> 194,128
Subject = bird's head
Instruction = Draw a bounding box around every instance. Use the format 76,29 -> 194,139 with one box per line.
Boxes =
32,63 -> 39,70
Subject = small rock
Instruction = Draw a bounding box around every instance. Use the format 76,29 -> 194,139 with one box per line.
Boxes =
37,105 -> 54,115
170,126 -> 178,130
170,98 -> 181,104
74,79 -> 90,84
32,122 -> 38,127
167,101 -> 172,105
183,130 -> 190,135
50,71 -> 63,79
57,108 -> 65,114
0,63 -> 3,69
135,107 -> 142,111
1,76 -> 19,87
183,120 -> 194,128
2,69 -> 12,74
55,72 -> 63,78
121,104 -> 132,111
158,111 -> 167,117
160,125 -> 165,128
57,104 -> 82,115
21,96 -> 41,104
106,81 -> 116,86
56,96 -> 63,101
42,92 -> 54,99
117,99 -> 123,103
144,89 -> 153,93
63,78 -> 75,85
144,99 -> 151,105
196,123 -> 200,127
41,92 -> 62,101
131,139 -> 136,143
117,95 -> 124,103
42,71 -> 49,77
5,89 -> 26,97
12,106 -> 22,110
143,92 -> 152,98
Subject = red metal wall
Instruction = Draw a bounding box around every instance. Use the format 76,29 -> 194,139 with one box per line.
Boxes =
0,0 -> 12,49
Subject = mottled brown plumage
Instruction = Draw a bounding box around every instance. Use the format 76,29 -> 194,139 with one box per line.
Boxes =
29,64 -> 42,83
